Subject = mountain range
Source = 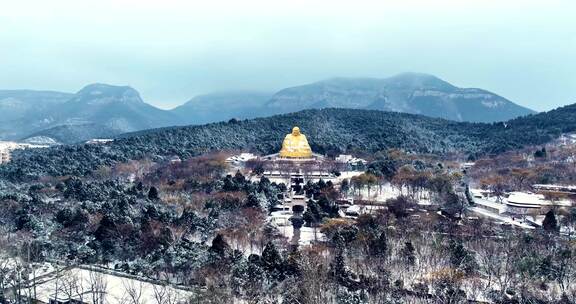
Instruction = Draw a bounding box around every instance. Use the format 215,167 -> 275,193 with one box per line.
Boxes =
266,73 -> 534,122
0,90 -> 74,139
0,73 -> 535,144
0,84 -> 178,144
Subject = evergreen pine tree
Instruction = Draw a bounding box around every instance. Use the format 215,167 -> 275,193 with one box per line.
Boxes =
370,231 -> 388,258
147,186 -> 159,200
261,241 -> 284,281
401,241 -> 416,266
331,250 -> 349,285
542,210 -> 559,232
210,234 -> 230,256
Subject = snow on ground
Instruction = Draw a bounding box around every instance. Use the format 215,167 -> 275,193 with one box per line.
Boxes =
354,183 -> 431,204
269,212 -> 326,246
343,204 -> 387,215
25,265 -> 194,304
336,171 -> 364,180
268,182 -> 415,247
467,206 -> 534,229
0,140 -> 49,150
274,223 -> 325,246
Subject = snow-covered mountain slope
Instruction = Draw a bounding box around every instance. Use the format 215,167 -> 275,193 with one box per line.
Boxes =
0,84 -> 180,143
265,73 -> 535,122
0,90 -> 73,122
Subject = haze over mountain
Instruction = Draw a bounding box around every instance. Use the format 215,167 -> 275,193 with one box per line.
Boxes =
0,90 -> 73,123
171,91 -> 273,125
0,84 -> 180,143
52,83 -> 177,131
0,73 -> 535,144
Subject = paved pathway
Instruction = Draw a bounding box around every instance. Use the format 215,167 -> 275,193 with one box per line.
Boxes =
467,206 -> 534,229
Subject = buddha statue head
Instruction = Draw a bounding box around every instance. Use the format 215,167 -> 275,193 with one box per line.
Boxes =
291,126 -> 301,136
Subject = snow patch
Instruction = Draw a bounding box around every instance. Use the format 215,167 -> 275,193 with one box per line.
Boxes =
24,136 -> 60,145
481,100 -> 504,108
0,97 -> 26,108
412,90 -> 498,100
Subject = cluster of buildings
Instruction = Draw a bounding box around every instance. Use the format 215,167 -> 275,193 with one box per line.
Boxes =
335,154 -> 368,169
557,133 -> 576,146
226,126 -> 368,246
470,184 -> 575,227
226,127 -> 366,206
225,152 -> 258,165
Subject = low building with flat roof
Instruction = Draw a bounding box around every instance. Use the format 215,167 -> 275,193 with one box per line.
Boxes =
533,184 -> 576,194
505,192 -> 571,215
0,150 -> 10,164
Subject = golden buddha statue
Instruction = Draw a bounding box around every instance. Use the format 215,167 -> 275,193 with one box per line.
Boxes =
279,126 -> 313,158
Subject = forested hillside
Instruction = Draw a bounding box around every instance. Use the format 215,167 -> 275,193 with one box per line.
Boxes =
2,104 -> 575,181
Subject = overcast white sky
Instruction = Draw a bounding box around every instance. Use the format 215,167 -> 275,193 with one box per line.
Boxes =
1,0 -> 574,110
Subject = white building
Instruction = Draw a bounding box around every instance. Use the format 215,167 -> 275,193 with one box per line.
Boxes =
470,189 -> 507,214
533,184 -> 576,194
460,162 -> 475,170
85,138 -> 114,144
505,192 -> 572,215
169,155 -> 182,164
0,150 -> 10,164
558,133 -> 576,146
225,152 -> 257,164
335,154 -> 366,164
335,154 -> 367,168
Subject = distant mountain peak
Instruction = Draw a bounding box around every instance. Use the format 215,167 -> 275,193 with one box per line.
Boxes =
266,72 -> 535,123
78,83 -> 135,92
385,72 -> 455,90
74,83 -> 142,104
0,74 -> 539,144
389,72 -> 439,80
316,73 -> 451,86
0,83 -> 180,143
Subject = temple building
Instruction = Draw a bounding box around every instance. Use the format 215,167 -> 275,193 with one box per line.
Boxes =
224,126 -> 365,247
225,126 -> 364,200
